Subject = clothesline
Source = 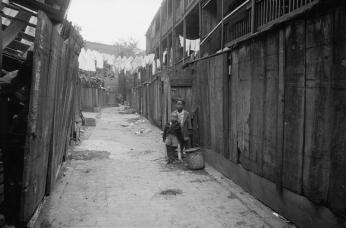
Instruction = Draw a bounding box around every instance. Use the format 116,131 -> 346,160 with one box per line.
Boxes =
78,48 -> 157,74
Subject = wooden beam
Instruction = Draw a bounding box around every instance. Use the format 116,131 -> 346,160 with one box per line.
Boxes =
251,0 -> 256,33
2,1 -> 37,16
0,18 -> 2,72
182,0 -> 186,63
170,77 -> 193,87
3,10 -> 31,48
11,0 -> 63,22
4,47 -> 24,57
172,0 -> 176,68
202,0 -> 214,9
1,13 -> 37,28
19,32 -> 36,42
8,39 -> 31,52
221,0 -> 224,48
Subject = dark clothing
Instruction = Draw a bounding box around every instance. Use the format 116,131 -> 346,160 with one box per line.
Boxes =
163,121 -> 184,145
173,110 -> 192,151
163,121 -> 184,163
166,146 -> 178,163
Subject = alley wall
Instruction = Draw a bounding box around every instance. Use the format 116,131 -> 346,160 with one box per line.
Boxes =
187,6 -> 346,228
19,12 -> 83,224
130,1 -> 346,227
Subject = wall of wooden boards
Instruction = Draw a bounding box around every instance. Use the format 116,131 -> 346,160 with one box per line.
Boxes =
190,6 -> 346,228
0,22 -> 4,208
81,87 -> 117,112
19,11 -> 82,224
129,70 -> 173,129
129,4 -> 346,228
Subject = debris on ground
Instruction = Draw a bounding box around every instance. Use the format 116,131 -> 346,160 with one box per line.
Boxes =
84,118 -> 96,126
135,119 -> 146,124
143,129 -> 152,134
135,128 -> 145,135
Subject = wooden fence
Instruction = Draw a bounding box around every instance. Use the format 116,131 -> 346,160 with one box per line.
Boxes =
81,87 -> 117,112
16,12 -> 83,224
130,4 -> 346,228
130,74 -> 164,127
190,6 -> 346,227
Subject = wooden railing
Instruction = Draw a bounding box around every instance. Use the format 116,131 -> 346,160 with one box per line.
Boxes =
202,0 -> 319,47
225,9 -> 252,43
185,0 -> 195,9
255,0 -> 318,28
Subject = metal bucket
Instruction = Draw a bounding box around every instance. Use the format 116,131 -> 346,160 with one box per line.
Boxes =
185,148 -> 205,170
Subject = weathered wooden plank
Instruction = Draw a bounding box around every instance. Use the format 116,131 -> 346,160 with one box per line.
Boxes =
328,88 -> 346,219
0,28 -> 4,184
229,50 -> 239,163
223,54 -> 230,160
7,40 -> 30,52
2,10 -> 31,48
262,33 -> 280,182
11,0 -> 66,23
208,54 -> 225,155
334,6 -> 346,43
282,19 -> 306,194
303,13 -> 333,204
249,40 -> 265,175
46,27 -> 64,194
327,7 -> 346,219
237,44 -> 252,170
197,58 -> 211,148
275,28 -> 285,190
20,11 -> 53,222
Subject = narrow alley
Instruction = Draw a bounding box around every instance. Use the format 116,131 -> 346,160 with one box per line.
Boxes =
1,1 -> 346,227
37,107 -> 290,228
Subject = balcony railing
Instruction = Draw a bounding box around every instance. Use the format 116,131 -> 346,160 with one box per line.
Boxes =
256,0 -> 318,28
225,9 -> 252,44
201,0 -> 319,48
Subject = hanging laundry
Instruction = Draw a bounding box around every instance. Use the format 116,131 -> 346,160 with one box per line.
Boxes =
163,50 -> 168,65
179,35 -> 184,48
170,48 -> 173,66
78,48 -> 96,72
156,59 -> 161,70
91,50 -> 104,69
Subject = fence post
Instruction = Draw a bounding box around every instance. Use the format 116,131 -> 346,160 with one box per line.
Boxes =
251,0 -> 256,33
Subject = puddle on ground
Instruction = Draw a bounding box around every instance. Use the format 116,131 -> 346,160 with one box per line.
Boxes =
129,150 -> 155,157
119,109 -> 136,114
159,189 -> 183,196
190,178 -> 215,184
126,117 -> 141,123
69,150 -> 110,161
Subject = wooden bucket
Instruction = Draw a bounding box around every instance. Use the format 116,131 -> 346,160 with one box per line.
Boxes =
185,148 -> 205,170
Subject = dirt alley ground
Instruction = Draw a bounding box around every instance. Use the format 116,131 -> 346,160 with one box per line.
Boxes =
36,107 -> 294,228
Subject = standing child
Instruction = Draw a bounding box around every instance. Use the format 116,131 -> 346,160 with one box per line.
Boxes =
173,100 -> 192,154
163,112 -> 184,164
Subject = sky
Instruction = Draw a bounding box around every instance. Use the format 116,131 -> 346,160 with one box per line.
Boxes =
67,0 -> 162,50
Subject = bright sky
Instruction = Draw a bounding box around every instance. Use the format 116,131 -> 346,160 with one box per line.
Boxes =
67,0 -> 162,50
